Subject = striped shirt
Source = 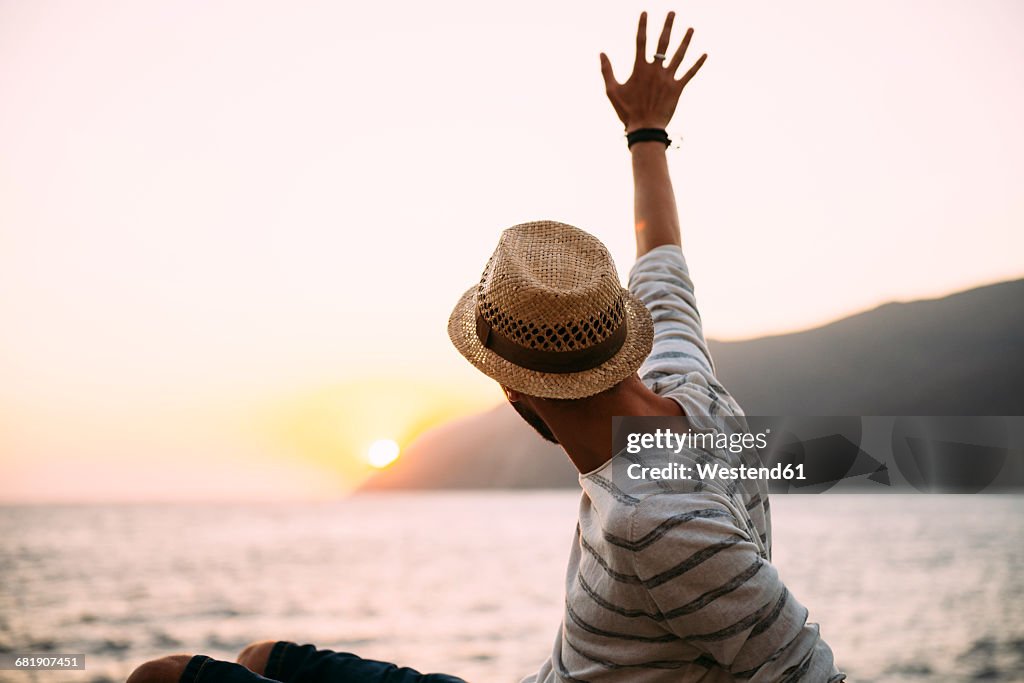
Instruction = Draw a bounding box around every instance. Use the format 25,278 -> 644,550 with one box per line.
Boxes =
523,246 -> 843,683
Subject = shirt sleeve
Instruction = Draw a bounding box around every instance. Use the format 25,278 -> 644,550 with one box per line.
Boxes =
629,493 -> 845,682
627,244 -> 743,420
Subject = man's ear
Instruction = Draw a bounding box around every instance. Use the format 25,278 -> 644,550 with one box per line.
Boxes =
503,386 -> 523,402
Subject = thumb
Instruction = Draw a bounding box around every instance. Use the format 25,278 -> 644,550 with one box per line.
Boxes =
599,52 -> 619,89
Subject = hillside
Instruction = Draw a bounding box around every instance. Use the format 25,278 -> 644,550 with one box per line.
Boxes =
708,278 -> 1024,415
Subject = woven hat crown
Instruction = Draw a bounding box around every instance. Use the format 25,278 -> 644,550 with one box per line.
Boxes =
476,221 -> 627,354
449,219 -> 653,399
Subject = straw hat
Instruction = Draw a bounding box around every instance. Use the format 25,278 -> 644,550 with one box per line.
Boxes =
448,220 -> 653,399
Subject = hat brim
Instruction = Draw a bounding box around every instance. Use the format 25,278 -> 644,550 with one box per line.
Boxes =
448,285 -> 654,400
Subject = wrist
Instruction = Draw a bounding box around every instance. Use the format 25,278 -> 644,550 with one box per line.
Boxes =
629,141 -> 668,158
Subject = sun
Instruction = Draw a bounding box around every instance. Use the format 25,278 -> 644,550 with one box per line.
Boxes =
366,439 -> 401,469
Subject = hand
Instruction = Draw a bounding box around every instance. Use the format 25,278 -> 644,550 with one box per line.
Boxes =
600,12 -> 707,133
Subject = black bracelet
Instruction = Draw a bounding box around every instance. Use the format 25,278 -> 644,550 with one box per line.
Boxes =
626,128 -> 671,149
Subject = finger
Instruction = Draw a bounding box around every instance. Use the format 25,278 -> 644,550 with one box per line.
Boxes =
634,12 -> 647,65
668,27 -> 694,74
655,12 -> 675,62
600,52 -> 620,88
678,53 -> 708,86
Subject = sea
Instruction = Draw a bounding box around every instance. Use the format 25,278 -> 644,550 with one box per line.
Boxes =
1,493 -> 1022,683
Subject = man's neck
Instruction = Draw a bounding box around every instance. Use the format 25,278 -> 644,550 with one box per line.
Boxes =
543,378 -> 684,475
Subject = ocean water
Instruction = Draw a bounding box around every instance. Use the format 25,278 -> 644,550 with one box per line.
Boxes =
1,493 -> 1022,683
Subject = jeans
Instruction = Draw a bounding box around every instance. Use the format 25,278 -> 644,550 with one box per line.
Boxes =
179,642 -> 468,683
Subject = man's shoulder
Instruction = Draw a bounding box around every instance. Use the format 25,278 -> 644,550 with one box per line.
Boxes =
582,472 -> 741,547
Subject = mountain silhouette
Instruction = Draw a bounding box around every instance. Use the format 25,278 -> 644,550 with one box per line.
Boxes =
363,278 -> 1024,490
708,278 -> 1024,415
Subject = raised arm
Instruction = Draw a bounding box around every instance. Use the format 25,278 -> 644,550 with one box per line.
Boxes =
600,12 -> 706,258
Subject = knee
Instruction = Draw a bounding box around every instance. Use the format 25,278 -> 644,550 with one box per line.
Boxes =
126,654 -> 192,683
236,640 -> 277,676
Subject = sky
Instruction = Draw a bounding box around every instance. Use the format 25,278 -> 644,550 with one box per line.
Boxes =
1,0 -> 1022,501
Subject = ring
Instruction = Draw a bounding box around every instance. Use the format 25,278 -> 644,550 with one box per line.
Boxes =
654,52 -> 666,60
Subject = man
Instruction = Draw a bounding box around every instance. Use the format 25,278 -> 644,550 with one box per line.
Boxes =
449,13 -> 843,682
128,12 -> 842,683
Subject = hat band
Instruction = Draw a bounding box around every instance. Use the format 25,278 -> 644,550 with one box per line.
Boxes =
475,308 -> 628,375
